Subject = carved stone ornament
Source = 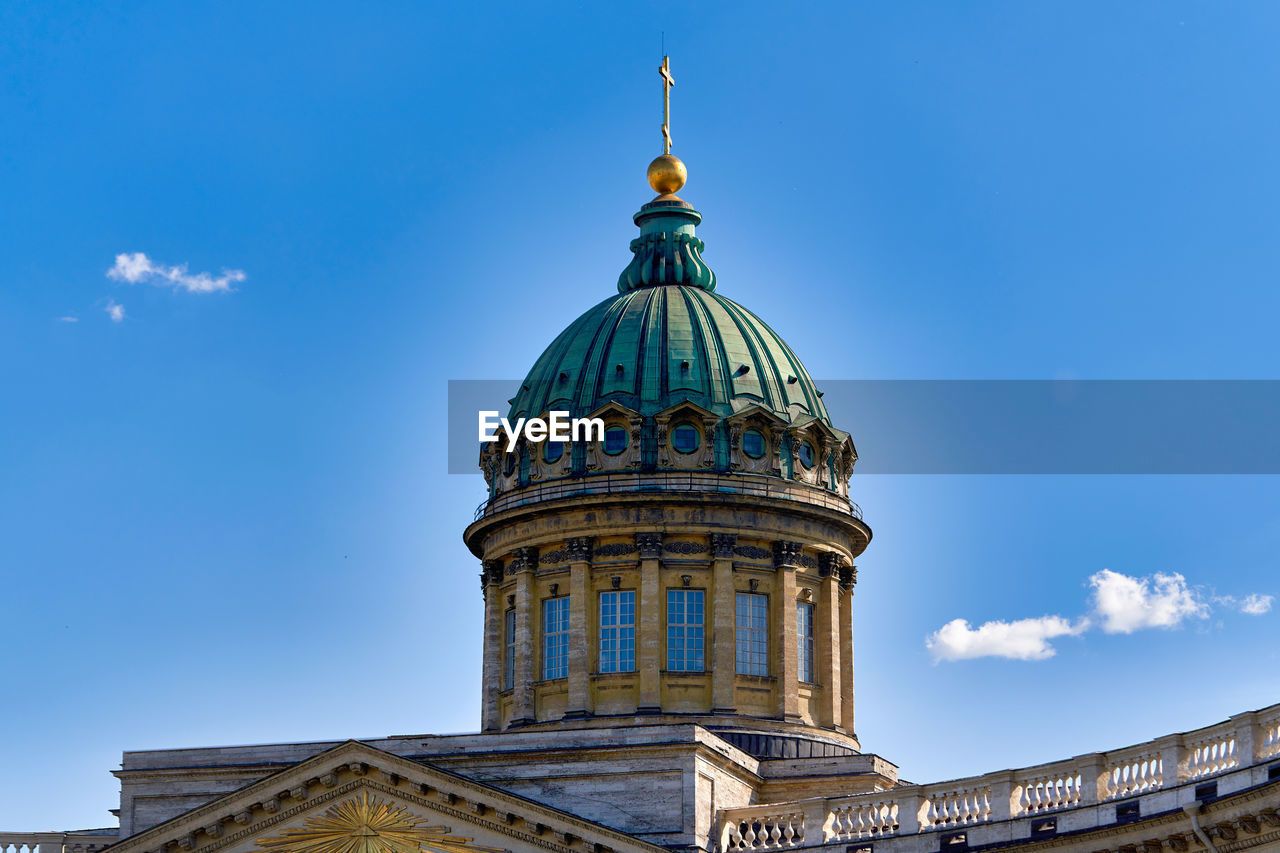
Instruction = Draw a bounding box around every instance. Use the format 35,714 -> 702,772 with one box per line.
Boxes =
636,532 -> 663,558
256,790 -> 506,853
734,544 -> 772,560
711,533 -> 737,558
611,576 -> 622,590
773,540 -> 803,568
594,542 -> 638,558
539,549 -> 569,565
507,547 -> 539,573
567,536 -> 594,563
839,564 -> 858,592
819,552 -> 846,578
481,560 -> 503,587
664,540 -> 707,555
681,575 -> 692,588
749,578 -> 759,592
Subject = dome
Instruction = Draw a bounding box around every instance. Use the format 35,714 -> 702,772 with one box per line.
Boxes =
478,187 -> 858,511
508,195 -> 830,428
507,284 -> 831,426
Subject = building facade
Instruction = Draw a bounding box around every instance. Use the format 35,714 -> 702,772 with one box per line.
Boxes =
5,80 -> 1279,853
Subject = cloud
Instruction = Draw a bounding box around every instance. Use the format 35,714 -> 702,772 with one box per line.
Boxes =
58,316 -> 78,323
105,300 -> 125,323
1238,593 -> 1273,615
107,252 -> 245,293
929,569 -> 1270,662
927,615 -> 1087,662
1089,569 -> 1208,633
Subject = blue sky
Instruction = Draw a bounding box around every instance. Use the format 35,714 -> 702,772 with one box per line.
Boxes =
3,0 -> 1279,831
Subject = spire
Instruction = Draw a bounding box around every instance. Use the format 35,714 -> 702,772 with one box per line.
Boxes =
618,57 -> 716,293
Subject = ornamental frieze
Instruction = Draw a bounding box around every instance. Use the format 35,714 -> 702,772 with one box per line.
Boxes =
663,541 -> 707,555
593,543 -> 638,558
733,545 -> 772,560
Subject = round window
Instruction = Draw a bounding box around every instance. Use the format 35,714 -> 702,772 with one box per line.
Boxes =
603,425 -> 629,456
671,423 -> 701,454
742,429 -> 766,459
543,440 -> 564,463
798,441 -> 816,468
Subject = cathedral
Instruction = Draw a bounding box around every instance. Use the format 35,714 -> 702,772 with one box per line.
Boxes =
5,60 -> 1279,853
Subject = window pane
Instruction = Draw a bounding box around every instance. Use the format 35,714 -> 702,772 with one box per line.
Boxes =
600,590 -> 636,673
667,589 -> 704,671
735,592 -> 768,675
542,597 -> 570,680
797,602 -> 815,683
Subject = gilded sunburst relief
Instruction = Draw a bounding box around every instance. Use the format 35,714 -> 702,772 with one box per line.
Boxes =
257,792 -> 507,853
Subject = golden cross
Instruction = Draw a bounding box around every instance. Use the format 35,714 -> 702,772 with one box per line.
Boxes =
659,55 -> 674,154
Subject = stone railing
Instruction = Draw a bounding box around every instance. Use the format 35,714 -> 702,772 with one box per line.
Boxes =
720,702 -> 1280,850
0,833 -> 116,853
474,470 -> 864,522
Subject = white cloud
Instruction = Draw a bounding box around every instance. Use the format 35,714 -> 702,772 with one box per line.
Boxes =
928,569 -> 1268,663
105,300 -> 125,323
1239,593 -> 1273,616
107,252 -> 245,294
927,615 -> 1087,662
58,316 -> 78,323
1089,569 -> 1208,633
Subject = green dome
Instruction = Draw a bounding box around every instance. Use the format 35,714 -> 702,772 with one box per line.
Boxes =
509,285 -> 831,425
509,196 -> 830,426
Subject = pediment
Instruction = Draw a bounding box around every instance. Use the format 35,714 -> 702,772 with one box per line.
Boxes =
108,741 -> 663,853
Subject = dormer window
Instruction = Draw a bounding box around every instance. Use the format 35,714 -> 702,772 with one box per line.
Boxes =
672,422 -> 701,454
604,425 -> 629,455
798,441 -> 815,468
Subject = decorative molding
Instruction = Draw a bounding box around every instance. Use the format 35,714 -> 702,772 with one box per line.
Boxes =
594,543 -> 637,558
539,550 -> 569,565
733,545 -> 772,561
819,552 -> 846,578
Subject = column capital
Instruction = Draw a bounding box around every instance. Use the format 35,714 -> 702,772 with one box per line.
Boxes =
508,547 -> 539,574
773,540 -> 803,568
838,564 -> 858,592
481,559 -> 505,587
819,552 -> 846,578
566,536 -> 594,563
711,533 -> 737,558
636,531 -> 664,559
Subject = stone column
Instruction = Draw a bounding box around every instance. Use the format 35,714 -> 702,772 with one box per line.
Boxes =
818,553 -> 844,730
565,537 -> 593,718
480,559 -> 504,731
774,541 -> 802,721
838,564 -> 857,734
509,547 -> 538,726
711,533 -> 737,713
637,532 -> 663,712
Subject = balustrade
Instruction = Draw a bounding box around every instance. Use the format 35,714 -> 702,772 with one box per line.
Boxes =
716,701 -> 1279,851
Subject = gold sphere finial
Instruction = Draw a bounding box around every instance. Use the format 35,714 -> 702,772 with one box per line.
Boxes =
647,154 -> 687,195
